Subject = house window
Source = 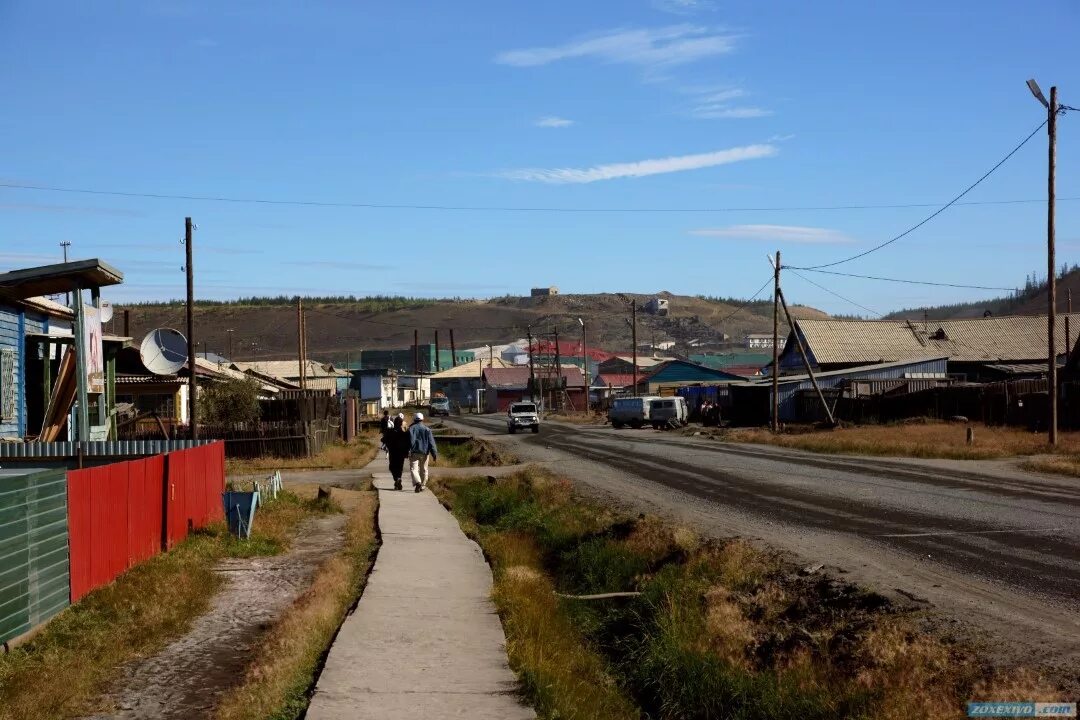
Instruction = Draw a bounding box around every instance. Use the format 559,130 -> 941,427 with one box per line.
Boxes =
0,348 -> 14,422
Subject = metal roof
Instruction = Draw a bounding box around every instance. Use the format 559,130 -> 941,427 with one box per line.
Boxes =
592,373 -> 635,388
230,360 -> 349,380
430,358 -> 513,379
793,315 -> 1080,365
483,365 -> 586,389
768,356 -> 949,384
0,259 -> 123,299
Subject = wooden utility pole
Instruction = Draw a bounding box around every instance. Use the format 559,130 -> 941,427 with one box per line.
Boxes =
772,251 -> 781,432
527,326 -> 536,402
631,300 -> 638,397
413,329 -> 420,374
553,326 -> 563,403
226,328 -> 234,361
778,287 -> 834,426
123,309 -> 130,338
185,217 -> 197,440
449,329 -> 457,367
434,330 -> 441,372
301,301 -> 309,389
1048,85 -> 1059,445
297,298 -> 306,390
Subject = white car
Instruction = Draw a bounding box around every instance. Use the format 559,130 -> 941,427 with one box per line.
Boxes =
507,402 -> 540,434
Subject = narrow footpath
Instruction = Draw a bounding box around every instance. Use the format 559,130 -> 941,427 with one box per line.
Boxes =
306,469 -> 534,720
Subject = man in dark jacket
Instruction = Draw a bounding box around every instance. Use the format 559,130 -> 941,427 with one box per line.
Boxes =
408,412 -> 438,493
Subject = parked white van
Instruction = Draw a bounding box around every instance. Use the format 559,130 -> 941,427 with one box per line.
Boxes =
649,397 -> 688,429
608,396 -> 662,429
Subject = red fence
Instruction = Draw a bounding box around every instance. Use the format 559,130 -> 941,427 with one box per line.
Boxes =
67,442 -> 226,602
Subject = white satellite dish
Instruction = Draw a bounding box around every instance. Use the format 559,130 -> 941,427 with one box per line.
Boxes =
99,301 -> 113,323
140,328 -> 188,375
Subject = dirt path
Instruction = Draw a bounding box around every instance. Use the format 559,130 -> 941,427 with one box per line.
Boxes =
86,515 -> 345,720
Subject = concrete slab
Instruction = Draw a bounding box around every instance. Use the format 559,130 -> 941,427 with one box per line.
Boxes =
306,471 -> 535,720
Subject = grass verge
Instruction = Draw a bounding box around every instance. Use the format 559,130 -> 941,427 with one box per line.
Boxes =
215,480 -> 379,720
438,438 -> 520,468
435,468 -> 1061,720
226,436 -> 378,476
0,491 -> 335,720
702,419 -> 1080,462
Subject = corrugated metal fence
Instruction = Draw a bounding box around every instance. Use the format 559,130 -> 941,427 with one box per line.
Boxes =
0,467 -> 70,645
67,442 -> 225,602
0,442 -> 226,643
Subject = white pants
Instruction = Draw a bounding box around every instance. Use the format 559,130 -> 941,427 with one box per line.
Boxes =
409,453 -> 430,488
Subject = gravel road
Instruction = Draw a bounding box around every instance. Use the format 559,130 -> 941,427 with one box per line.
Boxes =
446,415 -> 1080,690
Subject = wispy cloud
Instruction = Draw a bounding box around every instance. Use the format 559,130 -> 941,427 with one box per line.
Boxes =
654,0 -> 716,15
683,86 -> 772,119
499,144 -> 777,184
495,25 -> 737,70
768,133 -> 796,142
535,116 -> 575,128
690,225 -> 855,244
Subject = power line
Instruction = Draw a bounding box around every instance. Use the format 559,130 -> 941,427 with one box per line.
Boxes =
716,276 -> 774,325
792,268 -> 1017,291
791,120 -> 1051,270
1,180 -> 1076,214
787,269 -> 883,317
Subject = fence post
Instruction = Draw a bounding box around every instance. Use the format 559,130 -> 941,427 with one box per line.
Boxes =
160,452 -> 170,552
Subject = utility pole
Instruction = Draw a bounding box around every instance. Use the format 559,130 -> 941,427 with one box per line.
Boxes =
578,318 -> 588,410
449,329 -> 457,367
434,330 -> 441,372
527,325 -> 536,402
60,241 -> 71,306
553,325 -> 563,391
631,300 -> 638,397
226,328 -> 234,361
1028,79 -> 1058,444
123,309 -> 130,338
772,251 -> 781,432
184,217 -> 197,441
778,287 -> 835,426
1068,288 -> 1073,313
297,298 -> 306,390
413,329 -> 420,374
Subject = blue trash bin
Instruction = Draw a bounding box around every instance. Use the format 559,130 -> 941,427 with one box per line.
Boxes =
222,491 -> 260,539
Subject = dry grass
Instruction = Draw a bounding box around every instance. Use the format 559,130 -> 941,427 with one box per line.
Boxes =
710,420 -> 1080,461
0,493 -> 330,720
216,482 -> 378,720
226,436 -> 378,476
438,469 -> 1062,720
488,541 -> 640,720
438,438 -> 520,468
1021,454 -> 1080,477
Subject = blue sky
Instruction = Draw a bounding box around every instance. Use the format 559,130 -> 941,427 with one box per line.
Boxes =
1,0 -> 1078,315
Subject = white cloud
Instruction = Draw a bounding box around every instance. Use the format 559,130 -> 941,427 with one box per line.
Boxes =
690,225 -> 855,244
495,25 -> 737,69
768,133 -> 796,142
683,85 -> 772,119
654,0 -> 716,15
535,116 -> 575,128
500,144 -> 777,184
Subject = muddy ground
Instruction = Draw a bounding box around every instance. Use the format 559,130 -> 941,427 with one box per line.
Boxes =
85,513 -> 345,720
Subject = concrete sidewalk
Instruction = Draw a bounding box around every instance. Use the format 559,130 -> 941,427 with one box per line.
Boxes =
305,471 -> 535,720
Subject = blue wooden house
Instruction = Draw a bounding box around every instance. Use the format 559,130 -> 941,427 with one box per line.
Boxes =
0,297 -> 70,439
635,359 -> 747,395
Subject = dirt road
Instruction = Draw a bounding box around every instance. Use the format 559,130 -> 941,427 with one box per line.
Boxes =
447,415 -> 1080,689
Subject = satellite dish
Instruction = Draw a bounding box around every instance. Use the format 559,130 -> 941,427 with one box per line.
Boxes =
140,328 -> 188,375
99,301 -> 114,323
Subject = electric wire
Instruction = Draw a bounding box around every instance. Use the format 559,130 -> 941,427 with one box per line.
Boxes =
716,276 -> 774,325
790,119 -> 1050,270
1,181 -> 1076,214
786,269 -> 883,318
790,268 -> 1017,291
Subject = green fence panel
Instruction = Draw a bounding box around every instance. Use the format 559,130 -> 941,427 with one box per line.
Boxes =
0,467 -> 70,644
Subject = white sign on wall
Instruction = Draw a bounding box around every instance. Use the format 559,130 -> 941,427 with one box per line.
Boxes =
83,304 -> 105,394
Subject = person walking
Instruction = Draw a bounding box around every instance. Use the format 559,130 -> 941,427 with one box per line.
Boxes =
408,412 -> 438,493
386,415 -> 411,491
379,410 -> 393,455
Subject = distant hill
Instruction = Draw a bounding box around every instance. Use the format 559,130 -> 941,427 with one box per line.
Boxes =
886,265 -> 1080,321
115,291 -> 828,363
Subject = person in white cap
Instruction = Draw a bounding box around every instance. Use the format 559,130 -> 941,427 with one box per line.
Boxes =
407,412 -> 438,492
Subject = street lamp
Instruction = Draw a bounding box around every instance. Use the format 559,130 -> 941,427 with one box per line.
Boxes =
577,317 -> 588,410
1028,78 -> 1059,445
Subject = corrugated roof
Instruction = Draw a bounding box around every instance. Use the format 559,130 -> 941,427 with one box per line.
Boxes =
230,360 -> 349,380
593,373 -> 635,388
430,357 -> 513,379
794,314 -> 1080,365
